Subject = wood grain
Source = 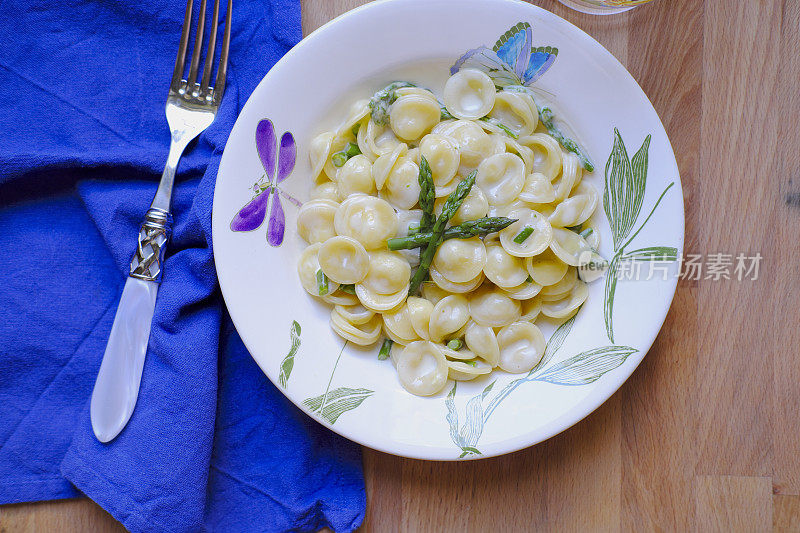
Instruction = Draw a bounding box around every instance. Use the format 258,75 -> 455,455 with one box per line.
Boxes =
3,0 -> 799,531
695,476 -> 772,532
0,499 -> 124,533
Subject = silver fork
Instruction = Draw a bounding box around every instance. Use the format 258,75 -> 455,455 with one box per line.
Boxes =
90,0 -> 232,443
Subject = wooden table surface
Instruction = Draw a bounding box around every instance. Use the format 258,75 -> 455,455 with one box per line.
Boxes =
2,0 -> 798,531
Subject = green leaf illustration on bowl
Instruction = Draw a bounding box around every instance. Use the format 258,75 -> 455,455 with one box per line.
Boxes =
278,320 -> 302,388
302,341 -> 375,425
602,129 -> 677,342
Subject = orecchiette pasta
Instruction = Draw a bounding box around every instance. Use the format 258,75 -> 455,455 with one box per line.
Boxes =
499,208 -> 554,257
361,251 -> 411,295
432,237 -> 487,283
383,156 -> 421,209
297,199 -> 339,244
501,279 -> 542,300
476,153 -> 526,205
317,236 -> 370,284
383,303 -> 420,345
540,280 -> 588,319
539,266 -> 578,301
428,295 -> 470,342
421,281 -> 453,305
337,154 -> 377,198
552,151 -> 581,202
309,131 -> 334,181
443,69 -> 496,120
310,181 -> 340,201
519,172 -> 556,204
548,181 -> 598,228
406,296 -> 434,340
469,285 -> 521,327
390,94 -> 441,141
395,341 -> 449,396
549,227 -> 593,266
334,194 -> 398,250
330,308 -> 382,346
298,243 -> 339,297
299,71 -> 601,397
488,91 -> 538,137
525,248 -> 569,286
419,134 -> 459,186
447,358 -> 492,381
497,321 -> 546,373
483,243 -> 529,288
464,320 -> 500,367
521,133 -> 563,181
364,119 -> 403,158
372,143 -> 407,191
429,266 -> 484,294
334,304 -> 374,326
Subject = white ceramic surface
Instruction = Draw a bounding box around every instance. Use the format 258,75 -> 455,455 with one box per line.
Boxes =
212,0 -> 683,460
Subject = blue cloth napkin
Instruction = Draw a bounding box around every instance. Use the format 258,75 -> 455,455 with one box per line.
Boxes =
0,1 -> 366,531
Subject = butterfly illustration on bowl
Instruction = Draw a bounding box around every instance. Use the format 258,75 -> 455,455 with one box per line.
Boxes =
230,119 -> 302,246
451,21 -> 557,87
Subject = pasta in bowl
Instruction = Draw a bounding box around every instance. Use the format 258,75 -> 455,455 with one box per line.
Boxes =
298,69 -> 599,397
213,0 -> 683,459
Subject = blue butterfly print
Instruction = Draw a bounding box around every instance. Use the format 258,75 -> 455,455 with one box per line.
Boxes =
451,22 -> 558,87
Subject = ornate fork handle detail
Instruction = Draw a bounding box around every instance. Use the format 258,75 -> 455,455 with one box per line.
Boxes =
129,208 -> 172,282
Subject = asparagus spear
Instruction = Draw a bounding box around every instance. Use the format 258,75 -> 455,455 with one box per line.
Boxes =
416,155 -> 437,269
378,338 -> 393,360
538,107 -> 594,172
387,217 -> 517,250
417,155 -> 436,232
408,171 -> 477,294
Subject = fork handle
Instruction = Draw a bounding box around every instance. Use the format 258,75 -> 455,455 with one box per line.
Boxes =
129,208 -> 172,282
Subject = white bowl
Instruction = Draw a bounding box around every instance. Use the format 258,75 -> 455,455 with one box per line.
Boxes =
212,0 -> 683,460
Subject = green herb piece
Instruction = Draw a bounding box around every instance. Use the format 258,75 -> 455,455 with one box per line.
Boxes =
351,122 -> 361,137
409,171 -> 477,294
340,284 -> 356,295
513,226 -> 534,244
316,269 -> 329,296
331,142 -> 361,168
464,360 -> 477,367
407,223 -> 420,235
440,105 -> 455,121
378,338 -> 393,360
344,142 -> 360,158
447,339 -> 463,351
369,81 -> 416,125
579,227 -> 594,239
526,275 -> 533,283
387,217 -> 517,251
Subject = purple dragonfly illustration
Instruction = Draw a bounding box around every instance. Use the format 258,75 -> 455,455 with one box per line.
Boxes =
230,119 -> 302,246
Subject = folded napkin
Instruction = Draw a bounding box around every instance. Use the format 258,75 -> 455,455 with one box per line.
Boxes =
0,1 -> 365,531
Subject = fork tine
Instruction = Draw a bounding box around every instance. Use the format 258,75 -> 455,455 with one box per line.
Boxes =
214,0 -> 232,103
200,0 -> 221,93
185,0 -> 208,90
171,0 -> 194,90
